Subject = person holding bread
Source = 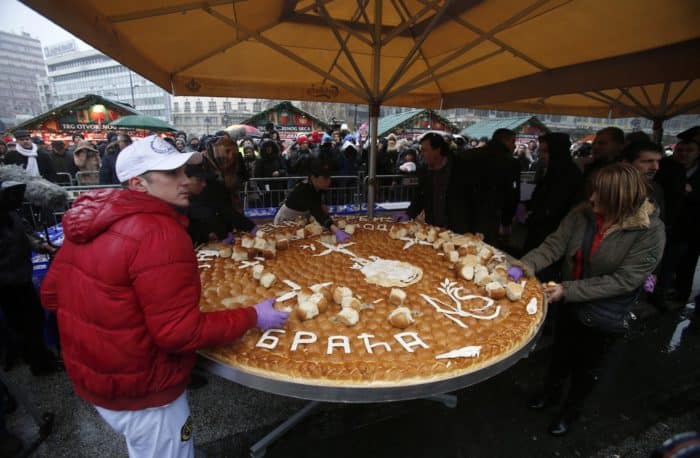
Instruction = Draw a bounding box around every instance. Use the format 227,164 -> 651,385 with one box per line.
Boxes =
40,135 -> 288,458
515,163 -> 664,436
274,157 -> 351,243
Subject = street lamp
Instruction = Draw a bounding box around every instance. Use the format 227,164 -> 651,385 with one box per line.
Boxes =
127,70 -> 136,108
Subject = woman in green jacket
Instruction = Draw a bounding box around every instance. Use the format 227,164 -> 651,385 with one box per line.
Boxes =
519,163 -> 665,436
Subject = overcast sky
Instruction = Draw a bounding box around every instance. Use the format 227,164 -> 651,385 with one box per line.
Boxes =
0,0 -> 91,50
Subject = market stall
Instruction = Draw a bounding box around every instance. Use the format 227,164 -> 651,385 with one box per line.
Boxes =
6,94 -> 141,142
378,108 -> 458,139
241,101 -> 330,141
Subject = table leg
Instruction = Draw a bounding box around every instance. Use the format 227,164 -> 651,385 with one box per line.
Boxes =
250,400 -> 320,458
423,393 -> 458,408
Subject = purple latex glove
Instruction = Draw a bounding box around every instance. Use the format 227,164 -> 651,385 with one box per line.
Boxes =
644,274 -> 656,293
250,226 -> 258,236
333,228 -> 351,243
253,299 -> 289,330
393,212 -> 411,223
508,266 -> 524,281
222,232 -> 235,245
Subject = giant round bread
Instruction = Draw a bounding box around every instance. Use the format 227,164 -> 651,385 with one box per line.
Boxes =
197,216 -> 546,388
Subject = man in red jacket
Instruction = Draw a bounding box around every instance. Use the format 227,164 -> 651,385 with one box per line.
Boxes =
40,135 -> 288,458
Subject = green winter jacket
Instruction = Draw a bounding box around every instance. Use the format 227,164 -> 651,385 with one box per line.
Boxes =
522,200 -> 665,303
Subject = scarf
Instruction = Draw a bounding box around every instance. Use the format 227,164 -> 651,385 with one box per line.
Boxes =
16,143 -> 40,177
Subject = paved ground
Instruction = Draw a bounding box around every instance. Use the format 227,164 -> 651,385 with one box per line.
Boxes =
4,297 -> 699,458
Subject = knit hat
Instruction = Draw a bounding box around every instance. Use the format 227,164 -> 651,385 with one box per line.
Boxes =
297,135 -> 309,145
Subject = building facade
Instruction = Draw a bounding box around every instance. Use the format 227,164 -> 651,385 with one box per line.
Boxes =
0,31 -> 46,128
45,46 -> 171,122
172,96 -> 271,136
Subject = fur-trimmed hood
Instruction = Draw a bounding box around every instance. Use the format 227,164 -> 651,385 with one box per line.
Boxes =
578,198 -> 657,236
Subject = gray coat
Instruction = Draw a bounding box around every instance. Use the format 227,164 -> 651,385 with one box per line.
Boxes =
522,200 -> 665,303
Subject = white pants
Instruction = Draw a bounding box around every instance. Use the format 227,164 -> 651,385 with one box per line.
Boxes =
95,392 -> 194,458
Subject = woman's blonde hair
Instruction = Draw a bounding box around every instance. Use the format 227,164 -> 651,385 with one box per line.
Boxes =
591,162 -> 651,224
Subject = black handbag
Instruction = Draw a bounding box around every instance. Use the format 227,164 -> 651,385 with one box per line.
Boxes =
573,216 -> 638,334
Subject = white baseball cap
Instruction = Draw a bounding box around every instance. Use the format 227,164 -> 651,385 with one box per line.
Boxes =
116,135 -> 200,182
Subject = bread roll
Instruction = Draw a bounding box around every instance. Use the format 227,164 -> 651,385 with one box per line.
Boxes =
332,286 -> 352,305
505,281 -> 524,301
485,281 -> 505,299
460,264 -> 474,281
388,307 -> 414,329
260,272 -> 276,288
336,307 -> 359,326
388,288 -> 406,306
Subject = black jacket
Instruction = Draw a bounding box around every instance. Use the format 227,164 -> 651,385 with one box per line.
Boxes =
407,154 -> 470,233
4,150 -> 57,183
0,209 -> 35,286
525,158 -> 584,252
186,173 -> 255,244
460,141 -> 519,244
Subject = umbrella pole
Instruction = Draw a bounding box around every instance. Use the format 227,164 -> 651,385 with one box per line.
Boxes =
652,118 -> 664,144
367,102 -> 380,218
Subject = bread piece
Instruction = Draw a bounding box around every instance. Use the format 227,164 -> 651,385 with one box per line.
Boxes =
253,237 -> 267,251
505,281 -> 524,301
275,238 -> 289,250
388,288 -> 406,306
303,223 -> 323,237
426,228 -> 438,242
438,230 -> 451,240
474,265 -> 491,286
345,224 -> 356,235
252,264 -> 264,280
336,307 -> 359,326
432,239 -> 445,250
448,250 -> 460,263
295,228 -> 305,240
310,284 -> 333,303
388,307 -> 414,329
478,246 -> 493,262
232,246 -> 249,261
491,265 -> 508,284
341,296 -> 362,311
459,264 -> 474,281
260,272 -> 276,288
415,230 -> 428,241
485,281 -> 505,299
217,246 -> 232,258
389,225 -> 407,240
460,254 -> 479,268
442,242 -> 455,254
296,300 -> 319,321
337,220 -> 346,229
241,236 -> 255,249
319,234 -> 336,245
332,286 -> 353,305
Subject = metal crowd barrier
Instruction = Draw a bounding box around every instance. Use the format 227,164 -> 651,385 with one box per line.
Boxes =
21,170 -> 535,231
242,176 -> 363,210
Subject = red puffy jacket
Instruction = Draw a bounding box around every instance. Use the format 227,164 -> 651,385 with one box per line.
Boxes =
41,189 -> 257,410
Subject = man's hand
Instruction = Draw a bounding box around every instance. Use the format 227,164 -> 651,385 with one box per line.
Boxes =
507,266 -> 523,281
333,228 -> 351,243
393,212 -> 411,223
37,243 -> 57,255
544,283 -> 565,302
644,274 -> 656,293
272,171 -> 280,177
253,299 -> 289,330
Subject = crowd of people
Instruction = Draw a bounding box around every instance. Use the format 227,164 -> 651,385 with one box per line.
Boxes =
0,119 -> 698,455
